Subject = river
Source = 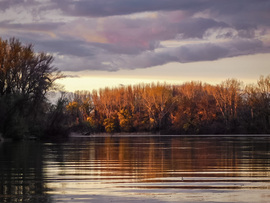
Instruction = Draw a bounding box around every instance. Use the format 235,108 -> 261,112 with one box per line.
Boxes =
0,135 -> 270,202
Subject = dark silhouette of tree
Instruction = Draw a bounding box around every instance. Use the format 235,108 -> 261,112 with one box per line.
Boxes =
0,38 -> 62,97
0,37 -> 64,139
244,75 -> 270,133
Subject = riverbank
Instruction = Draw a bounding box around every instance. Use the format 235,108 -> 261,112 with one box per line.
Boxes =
69,132 -> 270,138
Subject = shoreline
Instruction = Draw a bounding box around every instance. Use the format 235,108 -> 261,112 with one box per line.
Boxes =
69,132 -> 270,138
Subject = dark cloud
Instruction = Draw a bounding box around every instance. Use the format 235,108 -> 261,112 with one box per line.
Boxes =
176,43 -> 230,63
37,39 -> 97,57
55,38 -> 267,72
108,38 -> 267,70
0,0 -> 269,72
54,0 -> 270,27
0,0 -> 23,11
0,21 -> 64,32
209,1 -> 270,26
55,0 -> 205,17
176,18 -> 228,39
0,0 -> 38,11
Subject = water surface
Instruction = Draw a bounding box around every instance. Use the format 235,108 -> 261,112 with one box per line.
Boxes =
1,135 -> 270,202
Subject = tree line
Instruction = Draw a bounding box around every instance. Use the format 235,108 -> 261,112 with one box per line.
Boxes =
65,76 -> 270,135
0,37 -> 269,140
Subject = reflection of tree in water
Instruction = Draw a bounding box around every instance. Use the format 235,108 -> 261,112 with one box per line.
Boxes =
1,137 -> 269,202
56,136 -> 270,181
0,142 -> 52,203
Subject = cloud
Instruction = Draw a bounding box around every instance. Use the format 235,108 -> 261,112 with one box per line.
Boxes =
0,0 -> 33,11
103,38 -> 266,70
53,0 -> 270,28
0,0 -> 270,72
37,39 -> 98,57
50,38 -> 267,72
55,0 -> 203,17
0,21 -> 64,32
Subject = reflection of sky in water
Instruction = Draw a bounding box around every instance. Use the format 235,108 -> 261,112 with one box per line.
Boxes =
0,136 -> 270,202
39,136 -> 270,202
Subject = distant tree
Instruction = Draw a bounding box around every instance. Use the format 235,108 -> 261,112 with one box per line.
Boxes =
46,92 -> 70,137
103,115 -> 119,134
244,75 -> 270,133
64,75 -> 270,135
66,101 -> 80,124
140,83 -> 176,133
256,75 -> 270,132
207,79 -> 243,133
118,108 -> 134,132
171,82 -> 216,134
132,84 -> 149,132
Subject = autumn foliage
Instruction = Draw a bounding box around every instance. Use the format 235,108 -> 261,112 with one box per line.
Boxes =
66,76 -> 270,135
1,37 -> 269,139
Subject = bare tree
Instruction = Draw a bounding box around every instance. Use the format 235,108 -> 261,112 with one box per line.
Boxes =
0,37 -> 64,139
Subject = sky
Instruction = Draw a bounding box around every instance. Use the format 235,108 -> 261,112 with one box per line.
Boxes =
0,0 -> 270,92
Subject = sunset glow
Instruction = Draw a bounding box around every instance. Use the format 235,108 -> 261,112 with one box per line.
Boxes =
0,1 -> 270,91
